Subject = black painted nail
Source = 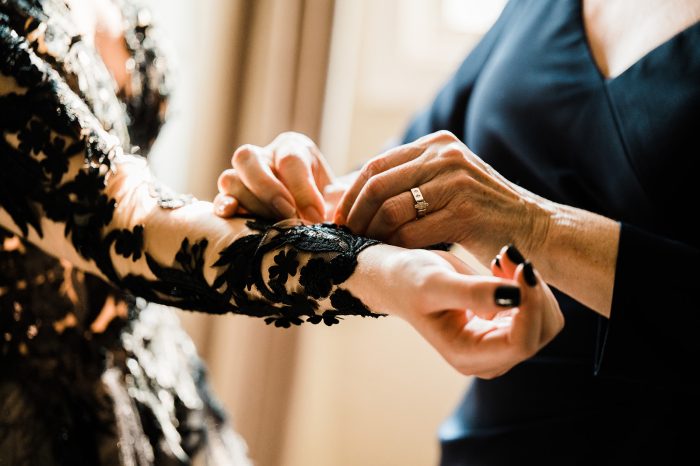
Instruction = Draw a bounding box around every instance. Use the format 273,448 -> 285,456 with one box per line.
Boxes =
505,244 -> 525,265
494,255 -> 502,268
495,285 -> 521,307
522,261 -> 537,287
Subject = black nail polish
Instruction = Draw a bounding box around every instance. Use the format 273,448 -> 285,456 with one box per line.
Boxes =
505,244 -> 525,265
494,255 -> 501,268
495,285 -> 521,307
522,261 -> 537,287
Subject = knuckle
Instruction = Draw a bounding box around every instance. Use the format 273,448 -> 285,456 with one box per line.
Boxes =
364,176 -> 387,201
454,173 -> 474,191
413,269 -> 436,296
363,157 -> 385,177
439,144 -> 467,166
227,177 -> 247,198
217,169 -> 237,191
433,129 -> 459,142
276,151 -> 306,171
377,198 -> 404,227
232,144 -> 255,166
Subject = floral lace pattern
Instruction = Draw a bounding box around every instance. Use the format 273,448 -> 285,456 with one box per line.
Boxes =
1,1 -> 381,464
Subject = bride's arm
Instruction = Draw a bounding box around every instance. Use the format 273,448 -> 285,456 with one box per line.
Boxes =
1,20 -> 524,328
0,21 -> 381,325
1,8 -> 568,382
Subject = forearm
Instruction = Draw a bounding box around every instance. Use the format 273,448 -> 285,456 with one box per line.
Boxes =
526,198 -> 620,317
103,156 -> 250,285
2,156 -> 389,324
105,157 -> 388,322
345,242 -> 407,316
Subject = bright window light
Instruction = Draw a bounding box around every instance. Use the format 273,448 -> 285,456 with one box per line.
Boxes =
441,0 -> 507,34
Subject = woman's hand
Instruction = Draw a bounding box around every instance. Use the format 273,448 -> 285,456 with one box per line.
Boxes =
334,130 -> 551,265
214,132 -> 337,223
350,244 -> 564,378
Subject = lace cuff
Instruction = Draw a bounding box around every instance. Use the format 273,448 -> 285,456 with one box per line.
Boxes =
122,218 -> 383,327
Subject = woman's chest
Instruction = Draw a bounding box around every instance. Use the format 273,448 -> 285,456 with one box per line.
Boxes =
465,0 -> 699,237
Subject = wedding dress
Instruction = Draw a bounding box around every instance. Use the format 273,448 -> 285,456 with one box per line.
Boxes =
0,1 -> 381,464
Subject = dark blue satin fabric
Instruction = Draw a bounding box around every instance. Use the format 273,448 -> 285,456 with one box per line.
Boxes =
402,1 -> 700,464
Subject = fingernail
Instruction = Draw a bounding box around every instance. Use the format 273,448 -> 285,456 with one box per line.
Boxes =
494,255 -> 502,269
495,285 -> 521,307
522,261 -> 537,287
215,196 -> 234,215
302,206 -> 324,223
272,196 -> 296,218
505,244 -> 525,265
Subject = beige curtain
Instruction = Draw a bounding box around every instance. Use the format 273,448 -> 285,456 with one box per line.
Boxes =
177,1 -> 335,465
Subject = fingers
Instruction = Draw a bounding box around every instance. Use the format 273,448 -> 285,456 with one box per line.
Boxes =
213,193 -> 239,217
273,144 -> 326,223
422,271 -> 521,319
218,168 -> 278,218
386,209 -> 455,248
491,255 -> 508,279
364,190 -> 417,240
497,244 -> 525,278
493,246 -> 563,346
507,261 -> 546,360
334,143 -> 426,224
422,245 -> 562,379
322,183 -> 346,221
229,144 -> 298,218
520,261 -> 564,343
365,179 -> 449,241
308,144 -> 335,193
343,161 -> 430,234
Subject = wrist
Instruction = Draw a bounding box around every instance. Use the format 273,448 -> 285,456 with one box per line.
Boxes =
517,195 -> 557,268
344,243 -> 408,317
520,199 -> 620,315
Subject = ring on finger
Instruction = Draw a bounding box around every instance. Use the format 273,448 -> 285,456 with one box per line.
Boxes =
410,187 -> 429,219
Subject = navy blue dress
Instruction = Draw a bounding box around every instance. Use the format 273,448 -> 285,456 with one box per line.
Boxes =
403,1 -> 700,464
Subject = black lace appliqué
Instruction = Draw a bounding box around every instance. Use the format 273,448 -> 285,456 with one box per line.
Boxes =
119,219 -> 384,328
0,3 -> 379,338
1,20 -> 384,329
1,3 -> 257,463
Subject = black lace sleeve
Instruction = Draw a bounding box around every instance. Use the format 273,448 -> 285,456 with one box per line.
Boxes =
0,19 -> 383,327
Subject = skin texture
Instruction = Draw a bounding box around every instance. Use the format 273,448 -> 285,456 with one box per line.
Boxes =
216,0 -> 700,320
350,244 -> 563,378
215,132 -> 334,222
334,131 -> 620,317
59,1 -> 565,377
584,0 -> 700,79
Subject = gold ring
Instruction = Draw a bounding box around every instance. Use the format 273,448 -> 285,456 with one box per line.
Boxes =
410,187 -> 429,219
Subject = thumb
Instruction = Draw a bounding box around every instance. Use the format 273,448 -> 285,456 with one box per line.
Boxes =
508,261 -> 543,356
422,271 -> 521,318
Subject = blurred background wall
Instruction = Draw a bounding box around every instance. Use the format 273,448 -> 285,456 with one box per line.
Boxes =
146,1 -> 505,465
